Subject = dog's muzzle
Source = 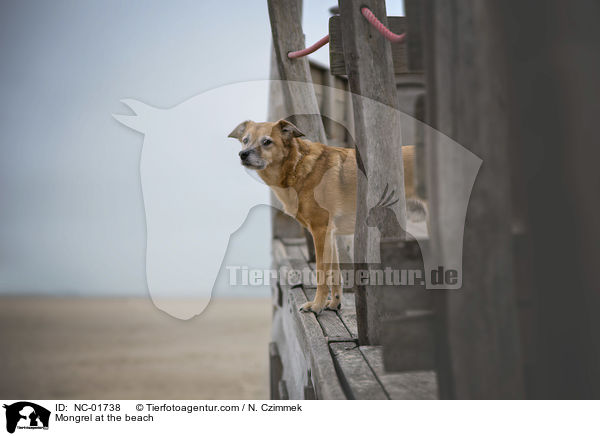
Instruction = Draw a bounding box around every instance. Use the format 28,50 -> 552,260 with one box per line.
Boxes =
239,149 -> 251,161
238,148 -> 265,169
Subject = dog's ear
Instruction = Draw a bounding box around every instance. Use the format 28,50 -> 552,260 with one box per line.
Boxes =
228,120 -> 251,140
276,119 -> 305,141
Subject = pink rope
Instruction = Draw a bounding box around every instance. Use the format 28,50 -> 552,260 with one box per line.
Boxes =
286,7 -> 404,59
287,35 -> 330,59
361,7 -> 406,43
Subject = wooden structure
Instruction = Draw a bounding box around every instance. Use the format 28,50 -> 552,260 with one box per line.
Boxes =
268,0 -> 600,399
267,0 -> 436,400
418,0 -> 600,399
270,238 -> 436,399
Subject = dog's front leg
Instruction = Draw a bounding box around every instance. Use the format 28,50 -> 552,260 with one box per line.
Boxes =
325,231 -> 342,311
299,226 -> 329,315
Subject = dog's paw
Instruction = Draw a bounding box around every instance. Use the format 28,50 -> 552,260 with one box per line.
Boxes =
325,299 -> 342,312
299,300 -> 325,315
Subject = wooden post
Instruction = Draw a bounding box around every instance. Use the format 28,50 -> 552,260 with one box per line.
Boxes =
404,0 -> 424,73
338,0 -> 407,345
422,0 -> 525,399
330,15 -> 410,76
267,0 -> 327,144
496,0 -> 600,398
268,0 -> 327,260
268,48 -> 305,240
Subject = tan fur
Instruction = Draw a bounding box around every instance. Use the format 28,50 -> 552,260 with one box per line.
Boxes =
229,120 -> 417,314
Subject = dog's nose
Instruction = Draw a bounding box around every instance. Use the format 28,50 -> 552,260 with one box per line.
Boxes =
239,149 -> 251,160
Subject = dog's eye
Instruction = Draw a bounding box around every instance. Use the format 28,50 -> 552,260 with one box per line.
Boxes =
242,137 -> 249,144
262,138 -> 272,146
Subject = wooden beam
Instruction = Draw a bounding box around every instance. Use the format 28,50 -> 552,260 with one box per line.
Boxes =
268,47 -> 305,240
360,346 -> 438,399
497,0 -> 600,398
423,0 -> 525,399
382,312 -> 435,371
330,342 -> 388,399
271,239 -> 347,399
329,16 -> 410,76
268,0 -> 326,260
338,0 -> 407,345
404,0 -> 424,72
267,0 -> 327,144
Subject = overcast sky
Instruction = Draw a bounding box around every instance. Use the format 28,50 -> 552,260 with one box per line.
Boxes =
0,0 -> 404,298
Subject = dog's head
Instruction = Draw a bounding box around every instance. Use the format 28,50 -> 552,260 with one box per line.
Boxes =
228,119 -> 304,170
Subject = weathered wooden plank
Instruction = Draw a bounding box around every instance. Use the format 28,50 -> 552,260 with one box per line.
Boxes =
287,261 -> 310,289
299,244 -> 309,262
382,311 -> 436,371
303,284 -> 359,339
321,68 -> 350,144
497,0 -> 600,398
271,302 -> 310,399
360,346 -> 437,399
286,255 -> 307,273
287,287 -> 346,399
417,0 -> 454,400
267,0 -> 327,144
272,239 -> 346,399
303,287 -> 354,341
423,0 -> 524,399
273,238 -> 304,307
379,237 -> 436,372
328,15 -> 346,77
295,232 -> 316,264
339,0 -> 407,345
395,74 -> 425,157
283,243 -> 306,260
285,249 -> 311,291
304,371 -> 316,400
274,240 -> 310,287
269,342 -> 284,399
272,284 -> 346,399
268,0 -> 326,258
380,238 -> 431,314
281,237 -> 307,246
404,0 -> 424,72
287,257 -> 309,271
278,380 -> 289,400
330,342 -> 388,399
272,238 -> 290,267
273,224 -> 324,395
340,293 -> 358,338
389,17 -> 408,75
268,49 -> 305,240
271,282 -> 283,308
413,92 -> 427,199
330,16 -> 410,76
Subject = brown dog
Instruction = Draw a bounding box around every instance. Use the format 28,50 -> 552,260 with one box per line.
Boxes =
228,119 -> 417,314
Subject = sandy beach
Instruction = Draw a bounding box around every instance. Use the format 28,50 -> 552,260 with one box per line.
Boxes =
0,297 -> 271,399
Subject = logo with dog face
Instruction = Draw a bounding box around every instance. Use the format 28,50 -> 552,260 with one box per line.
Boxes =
3,402 -> 50,433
